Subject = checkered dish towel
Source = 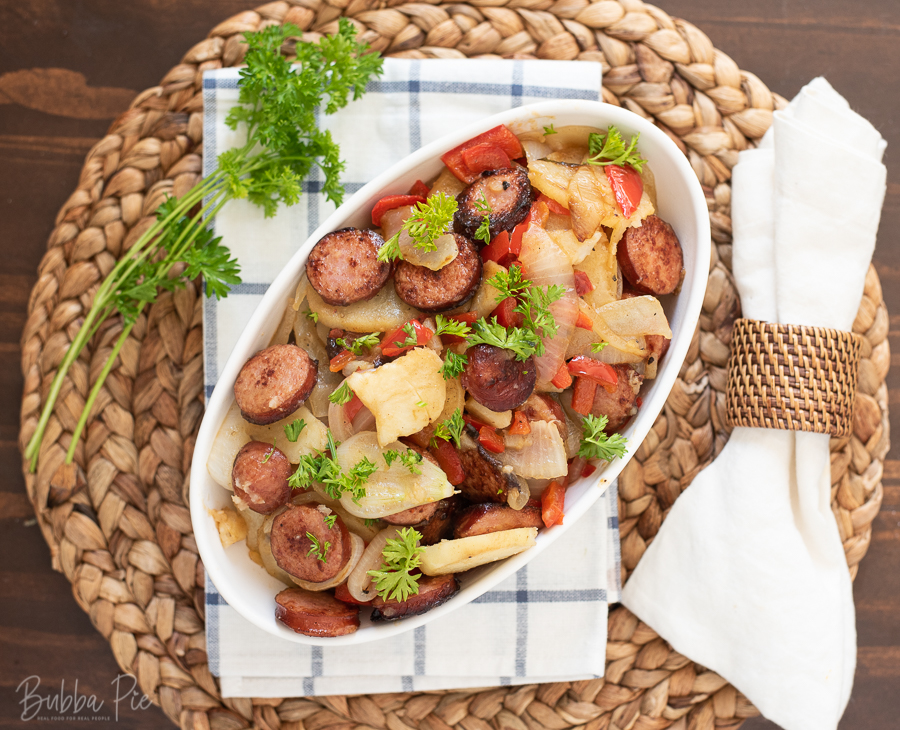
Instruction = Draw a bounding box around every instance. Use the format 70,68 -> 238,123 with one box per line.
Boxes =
201,58 -> 621,698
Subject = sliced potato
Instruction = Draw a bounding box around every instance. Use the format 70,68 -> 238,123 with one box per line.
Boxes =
245,406 -> 329,462
306,281 -> 421,332
419,527 -> 538,576
465,396 -> 512,429
463,259 -> 506,320
209,507 -> 248,548
347,348 -> 446,446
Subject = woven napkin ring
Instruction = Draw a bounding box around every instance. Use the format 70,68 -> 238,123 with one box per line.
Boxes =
724,318 -> 862,437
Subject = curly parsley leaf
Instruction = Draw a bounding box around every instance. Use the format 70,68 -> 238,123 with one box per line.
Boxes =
473,192 -> 493,245
432,408 -> 464,448
368,527 -> 424,602
578,414 -> 628,462
590,341 -> 609,354
328,381 -> 353,405
306,532 -> 331,562
434,314 -> 471,339
283,418 -> 307,442
400,449 -> 423,474
441,351 -> 468,380
337,332 -> 380,355
467,317 -> 540,362
543,124 -> 557,136
586,126 -> 646,172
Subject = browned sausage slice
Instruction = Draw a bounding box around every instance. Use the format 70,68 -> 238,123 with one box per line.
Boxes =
270,504 -> 351,583
275,588 -> 360,637
232,441 -> 292,514
382,501 -> 440,526
307,227 -> 391,306
590,364 -> 643,432
370,574 -> 460,621
617,215 -> 684,296
393,234 -> 482,312
415,497 -> 457,546
453,502 -> 543,539
234,344 -> 317,425
456,443 -> 519,503
461,344 -> 536,412
454,167 -> 533,241
645,334 -> 670,370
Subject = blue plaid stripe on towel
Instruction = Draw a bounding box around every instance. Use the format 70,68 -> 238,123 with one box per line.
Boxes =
201,58 -> 622,698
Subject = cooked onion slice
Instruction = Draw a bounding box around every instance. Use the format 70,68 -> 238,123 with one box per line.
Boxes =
346,525 -> 403,602
207,401 -> 251,490
500,420 -> 568,479
290,533 -> 365,592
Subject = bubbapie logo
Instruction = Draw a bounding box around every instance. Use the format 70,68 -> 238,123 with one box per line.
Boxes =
15,674 -> 152,722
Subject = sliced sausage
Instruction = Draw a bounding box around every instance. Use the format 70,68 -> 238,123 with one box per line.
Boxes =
394,234 -> 482,312
370,574 -> 460,621
453,502 -> 543,539
270,504 -> 351,583
590,364 -> 644,432
275,587 -> 360,637
232,441 -> 292,514
382,501 -> 440,526
617,215 -> 684,296
461,344 -> 535,412
456,443 -> 520,503
307,227 -> 391,306
454,167 -> 533,241
234,344 -> 317,425
416,497 -> 458,546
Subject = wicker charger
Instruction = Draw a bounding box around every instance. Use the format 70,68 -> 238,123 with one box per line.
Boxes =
18,2 -> 890,729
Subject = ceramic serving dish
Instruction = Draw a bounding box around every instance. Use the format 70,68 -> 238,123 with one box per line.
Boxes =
190,99 -> 710,645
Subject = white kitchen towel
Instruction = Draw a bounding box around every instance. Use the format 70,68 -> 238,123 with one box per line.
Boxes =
201,58 -> 623,697
621,77 -> 886,730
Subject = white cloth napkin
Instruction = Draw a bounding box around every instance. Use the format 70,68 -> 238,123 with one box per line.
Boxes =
621,77 -> 886,730
201,58 -> 624,698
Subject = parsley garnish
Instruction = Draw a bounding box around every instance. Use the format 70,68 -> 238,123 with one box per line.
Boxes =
397,322 -> 419,348
467,317 -> 541,362
368,527 -> 424,602
488,264 -> 566,347
543,124 -> 557,136
578,414 -> 628,462
586,126 -> 646,172
287,429 -> 376,503
306,532 -> 331,563
378,193 -> 458,261
261,441 -> 276,463
23,22 -> 383,473
324,514 -> 337,529
336,332 -> 380,355
591,341 -> 609,354
283,418 -> 306,442
383,449 -> 400,467
400,449 -> 423,474
304,308 -> 319,323
416,400 -> 427,408
473,192 -> 493,245
441,351 -> 468,379
434,314 -> 472,339
328,381 -> 353,405
432,408 -> 464,448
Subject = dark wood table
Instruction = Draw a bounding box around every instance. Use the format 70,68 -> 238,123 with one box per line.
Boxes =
1,1 -> 897,728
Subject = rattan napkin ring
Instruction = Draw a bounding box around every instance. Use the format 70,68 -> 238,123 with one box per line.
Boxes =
725,318 -> 861,437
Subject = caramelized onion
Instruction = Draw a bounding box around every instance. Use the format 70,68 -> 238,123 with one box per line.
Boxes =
499,420 -> 568,479
347,525 -> 403,602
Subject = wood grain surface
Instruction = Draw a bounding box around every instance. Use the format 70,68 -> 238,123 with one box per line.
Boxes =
1,1 -> 897,728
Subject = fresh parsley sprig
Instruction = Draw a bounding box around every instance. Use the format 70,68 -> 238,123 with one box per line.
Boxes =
368,527 -> 424,602
586,126 -> 646,172
284,418 -> 306,442
329,381 -> 353,405
433,314 -> 472,339
377,193 -> 457,261
467,317 -> 541,362
578,414 -> 628,462
441,351 -> 468,379
473,192 -> 493,245
336,332 -> 380,355
432,408 -> 465,448
287,429 -> 379,503
24,21 -> 383,472
306,532 -> 331,562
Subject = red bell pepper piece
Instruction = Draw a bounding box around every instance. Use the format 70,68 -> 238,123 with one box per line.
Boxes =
574,270 -> 594,296
462,413 -> 489,432
335,582 -> 372,605
508,410 -> 531,435
550,362 -> 573,389
381,319 -> 435,358
461,143 -> 512,176
408,179 -> 430,198
491,297 -> 525,329
537,193 -> 570,216
371,194 -> 426,227
575,310 -> 594,331
329,349 -> 355,373
441,311 -> 478,344
441,124 -> 525,183
604,164 -> 643,219
571,376 -> 597,416
478,425 -> 505,454
481,231 -> 512,266
541,481 -> 565,527
431,438 -> 466,485
344,395 -> 363,423
582,463 -> 597,477
567,356 -> 618,387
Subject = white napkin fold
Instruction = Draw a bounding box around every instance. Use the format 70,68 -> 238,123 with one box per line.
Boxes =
621,78 -> 886,730
201,58 -> 624,698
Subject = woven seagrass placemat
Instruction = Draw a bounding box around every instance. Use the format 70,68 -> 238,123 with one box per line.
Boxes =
18,2 -> 890,729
